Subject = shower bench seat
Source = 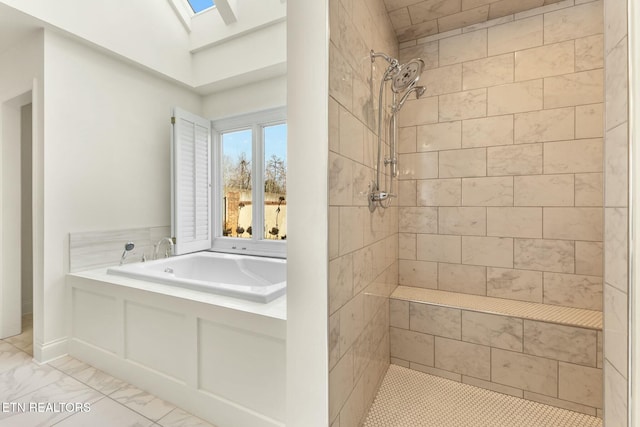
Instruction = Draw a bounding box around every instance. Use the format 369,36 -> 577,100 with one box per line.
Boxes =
389,285 -> 603,418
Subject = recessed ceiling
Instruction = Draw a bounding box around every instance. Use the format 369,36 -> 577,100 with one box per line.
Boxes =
0,4 -> 42,56
384,0 -> 566,42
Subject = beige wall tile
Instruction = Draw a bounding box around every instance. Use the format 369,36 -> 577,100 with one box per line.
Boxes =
463,376 -> 523,398
435,337 -> 491,380
576,241 -> 603,277
575,173 -> 603,207
463,14 -> 515,33
576,103 -> 604,139
488,16 -> 543,56
330,255 -> 354,315
604,360 -> 627,427
330,153 -> 353,206
514,175 -> 574,206
408,0 -> 464,24
543,207 -> 603,241
462,53 -> 514,90
514,107 -> 574,144
439,89 -> 487,121
491,348 -> 558,396
524,320 -> 597,366
439,206 -> 487,235
417,234 -> 462,263
438,6 -> 490,32
488,144 -> 543,176
462,176 -> 514,206
438,263 -> 487,295
543,272 -> 603,310
523,391 -> 597,416
489,0 -> 545,19
604,208 -> 628,293
399,207 -> 438,233
352,246 -> 374,295
398,126 -> 417,154
390,299 -> 409,329
329,46 -> 353,110
605,123 -> 629,207
515,41 -> 574,81
462,115 -> 514,148
462,236 -> 513,268
488,80 -> 543,115
417,121 -> 462,152
397,20 -> 440,43
544,0 -> 603,44
439,29 -> 488,66
352,162 -> 373,206
559,362 -> 603,408
423,64 -> 463,96
487,267 -> 543,302
339,293 -> 365,354
514,238 -> 575,273
399,260 -> 439,288
462,311 -> 523,351
411,363 -> 463,382
544,139 -> 603,174
398,152 -> 439,179
604,283 -> 628,374
339,207 -> 364,255
398,96 -> 439,127
391,357 -> 411,367
399,41 -> 439,69
575,34 -> 604,71
330,207 -> 340,260
605,37 -> 628,131
398,180 -> 417,206
410,303 -> 462,339
439,148 -> 487,178
544,69 -> 604,109
417,179 -> 462,206
339,107 -> 364,163
388,7 -> 412,30
329,96 -> 340,152
399,233 -> 417,260
329,350 -> 353,421
604,0 -> 626,53
390,327 -> 435,366
329,311 -> 340,370
487,207 -> 542,238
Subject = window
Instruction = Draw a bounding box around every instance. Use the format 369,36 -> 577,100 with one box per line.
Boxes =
212,108 -> 287,257
186,0 -> 215,13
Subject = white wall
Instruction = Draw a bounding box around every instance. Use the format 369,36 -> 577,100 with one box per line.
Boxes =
286,0 -> 329,426
21,103 -> 33,315
0,0 -> 192,83
39,30 -> 201,359
0,30 -> 42,341
192,20 -> 286,93
202,75 -> 286,119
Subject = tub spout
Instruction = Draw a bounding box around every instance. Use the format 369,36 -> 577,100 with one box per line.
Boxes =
154,237 -> 175,260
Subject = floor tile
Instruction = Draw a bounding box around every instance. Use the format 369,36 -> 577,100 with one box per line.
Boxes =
48,356 -> 91,376
111,384 -> 176,421
0,361 -> 65,401
363,365 -> 602,427
157,408 -> 219,427
52,397 -> 154,427
70,366 -> 127,396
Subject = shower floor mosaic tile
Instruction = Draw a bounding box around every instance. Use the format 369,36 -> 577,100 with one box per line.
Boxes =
363,364 -> 603,427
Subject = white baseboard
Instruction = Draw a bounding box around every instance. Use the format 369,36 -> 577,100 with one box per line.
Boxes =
34,337 -> 68,364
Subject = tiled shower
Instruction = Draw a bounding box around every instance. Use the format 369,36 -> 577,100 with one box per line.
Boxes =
328,0 -> 630,425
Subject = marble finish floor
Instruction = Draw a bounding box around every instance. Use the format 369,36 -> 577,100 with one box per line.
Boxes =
0,315 -> 217,427
364,365 -> 603,427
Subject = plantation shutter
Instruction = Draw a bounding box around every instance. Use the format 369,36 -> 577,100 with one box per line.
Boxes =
171,108 -> 212,255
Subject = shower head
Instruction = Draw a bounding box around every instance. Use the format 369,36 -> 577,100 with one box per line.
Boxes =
395,85 -> 427,112
391,58 -> 425,93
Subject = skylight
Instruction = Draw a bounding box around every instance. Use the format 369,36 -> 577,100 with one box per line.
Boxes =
187,0 -> 215,14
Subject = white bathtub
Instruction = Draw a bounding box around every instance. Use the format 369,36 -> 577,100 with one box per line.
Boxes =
107,251 -> 286,303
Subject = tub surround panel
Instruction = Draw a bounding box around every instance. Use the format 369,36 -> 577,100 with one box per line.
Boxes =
69,226 -> 170,273
67,274 -> 285,427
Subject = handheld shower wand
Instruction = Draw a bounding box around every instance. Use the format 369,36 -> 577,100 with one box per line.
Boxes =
120,242 -> 135,266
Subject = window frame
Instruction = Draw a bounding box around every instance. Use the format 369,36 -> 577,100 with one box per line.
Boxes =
211,107 -> 287,258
